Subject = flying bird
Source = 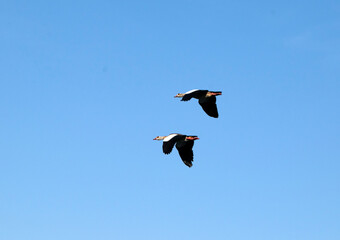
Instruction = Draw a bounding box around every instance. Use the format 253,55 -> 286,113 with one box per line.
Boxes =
174,89 -> 222,118
153,133 -> 199,167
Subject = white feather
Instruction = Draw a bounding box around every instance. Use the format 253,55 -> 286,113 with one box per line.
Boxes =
163,134 -> 179,142
185,89 -> 199,94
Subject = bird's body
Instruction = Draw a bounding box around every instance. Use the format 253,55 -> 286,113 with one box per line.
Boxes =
153,134 -> 199,167
175,89 -> 222,118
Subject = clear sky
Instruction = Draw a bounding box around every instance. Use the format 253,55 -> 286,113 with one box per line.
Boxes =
1,1 -> 339,239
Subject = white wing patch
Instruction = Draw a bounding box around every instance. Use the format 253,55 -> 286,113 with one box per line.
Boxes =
185,89 -> 199,94
164,134 -> 179,142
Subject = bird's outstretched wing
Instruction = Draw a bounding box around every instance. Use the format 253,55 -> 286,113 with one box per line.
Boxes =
181,89 -> 207,101
162,134 -> 183,154
176,140 -> 194,167
199,96 -> 219,118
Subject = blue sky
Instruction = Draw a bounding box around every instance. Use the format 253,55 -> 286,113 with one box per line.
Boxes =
1,1 -> 339,239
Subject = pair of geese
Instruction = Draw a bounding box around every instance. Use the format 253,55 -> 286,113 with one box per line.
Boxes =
153,89 -> 222,167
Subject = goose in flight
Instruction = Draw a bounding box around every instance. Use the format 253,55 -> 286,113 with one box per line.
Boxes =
153,133 -> 199,167
174,89 -> 222,118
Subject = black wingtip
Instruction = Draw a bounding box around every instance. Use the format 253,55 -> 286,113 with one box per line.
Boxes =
183,161 -> 193,167
208,113 -> 219,118
186,163 -> 193,168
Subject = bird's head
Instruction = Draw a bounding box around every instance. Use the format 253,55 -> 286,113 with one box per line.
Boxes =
174,93 -> 185,98
185,136 -> 199,141
153,136 -> 166,140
